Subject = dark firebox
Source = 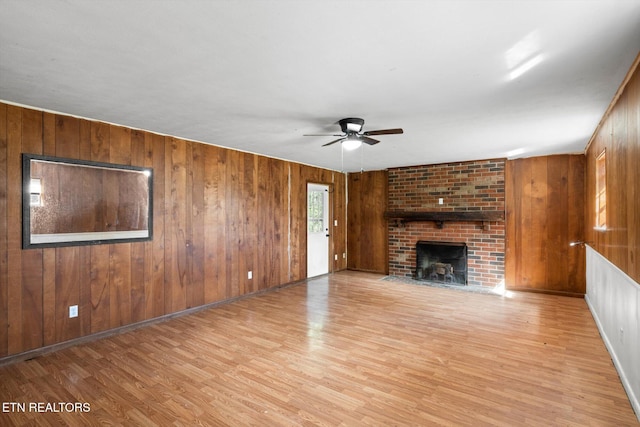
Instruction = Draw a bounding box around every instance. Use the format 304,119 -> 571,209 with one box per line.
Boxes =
415,241 -> 467,285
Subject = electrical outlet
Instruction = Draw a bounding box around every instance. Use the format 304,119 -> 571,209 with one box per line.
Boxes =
334,254 -> 338,260
334,219 -> 338,226
248,271 -> 252,280
438,198 -> 444,205
69,305 -> 78,318
343,253 -> 346,259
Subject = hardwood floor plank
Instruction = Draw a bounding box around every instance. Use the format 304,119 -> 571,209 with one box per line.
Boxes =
0,271 -> 636,426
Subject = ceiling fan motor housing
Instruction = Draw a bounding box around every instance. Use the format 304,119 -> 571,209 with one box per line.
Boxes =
339,118 -> 365,134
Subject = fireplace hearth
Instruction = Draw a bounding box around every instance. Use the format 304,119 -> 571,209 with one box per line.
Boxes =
415,241 -> 467,285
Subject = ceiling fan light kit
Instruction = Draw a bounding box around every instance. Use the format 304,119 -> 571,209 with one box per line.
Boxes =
342,135 -> 362,150
304,117 -> 403,149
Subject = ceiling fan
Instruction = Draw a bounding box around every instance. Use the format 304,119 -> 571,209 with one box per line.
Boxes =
304,118 -> 403,150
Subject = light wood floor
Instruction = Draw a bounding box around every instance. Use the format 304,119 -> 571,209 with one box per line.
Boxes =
0,271 -> 637,426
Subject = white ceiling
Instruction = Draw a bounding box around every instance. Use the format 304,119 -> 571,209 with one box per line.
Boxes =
1,1 -> 639,172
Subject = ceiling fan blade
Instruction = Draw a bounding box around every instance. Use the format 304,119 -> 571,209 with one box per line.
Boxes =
362,128 -> 404,136
322,137 -> 346,147
304,133 -> 344,137
361,136 -> 380,145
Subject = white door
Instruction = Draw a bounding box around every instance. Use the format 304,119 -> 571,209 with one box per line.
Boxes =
307,183 -> 329,277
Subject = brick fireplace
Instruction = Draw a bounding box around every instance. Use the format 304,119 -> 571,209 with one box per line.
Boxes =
416,241 -> 468,284
387,159 -> 505,287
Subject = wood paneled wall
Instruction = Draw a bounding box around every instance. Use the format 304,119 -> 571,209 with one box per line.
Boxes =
347,171 -> 388,274
0,102 -> 347,359
586,57 -> 640,284
505,155 -> 586,295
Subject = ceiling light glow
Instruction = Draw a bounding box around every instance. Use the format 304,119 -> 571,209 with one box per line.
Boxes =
342,138 -> 362,151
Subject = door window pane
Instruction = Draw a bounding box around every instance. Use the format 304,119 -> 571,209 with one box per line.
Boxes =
308,190 -> 324,233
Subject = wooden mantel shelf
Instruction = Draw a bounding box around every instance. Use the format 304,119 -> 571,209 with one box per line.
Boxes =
384,210 -> 505,229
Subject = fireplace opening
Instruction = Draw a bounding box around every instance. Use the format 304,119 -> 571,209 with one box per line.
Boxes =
415,241 -> 467,285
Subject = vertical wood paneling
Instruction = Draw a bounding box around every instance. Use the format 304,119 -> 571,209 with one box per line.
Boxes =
203,144 -> 222,304
90,120 -> 110,161
21,108 -> 43,152
225,152 -> 246,297
79,119 -> 92,160
130,130 -> 148,322
52,115 -> 84,342
224,148 -> 236,296
0,103 -> 8,357
216,147 -> 230,299
89,121 -> 111,333
347,174 -> 362,270
257,156 -> 288,289
183,141 -> 195,307
347,171 -> 388,274
529,157 -> 549,287
78,120 -> 92,337
188,141 -> 205,308
55,247 -> 81,342
509,158 -> 532,287
78,242 -> 91,337
567,156 -> 586,292
150,133 -> 165,319
611,91 -> 629,271
627,71 -> 640,280
42,113 -> 56,156
109,243 -> 132,328
41,114 -> 56,346
545,155 -> 568,289
505,155 -> 586,295
109,126 -> 132,328
288,163 -> 303,281
42,249 -> 56,346
20,108 -> 44,351
165,137 -> 188,313
242,153 -> 258,294
89,245 -> 110,333
586,60 -> 640,284
20,250 -> 42,350
7,106 -> 23,354
0,102 -> 348,360
55,115 -> 80,158
331,172 -> 347,272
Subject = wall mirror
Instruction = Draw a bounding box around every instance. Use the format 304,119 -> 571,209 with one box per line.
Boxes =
22,154 -> 153,249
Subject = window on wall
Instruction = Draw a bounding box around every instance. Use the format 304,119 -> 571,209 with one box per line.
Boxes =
595,149 -> 607,230
308,190 -> 324,233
